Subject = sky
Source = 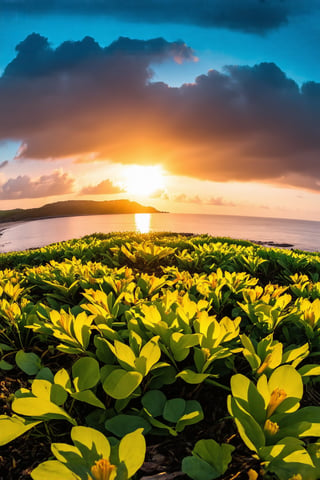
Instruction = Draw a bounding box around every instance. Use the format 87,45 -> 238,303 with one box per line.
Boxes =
1,0 -> 320,221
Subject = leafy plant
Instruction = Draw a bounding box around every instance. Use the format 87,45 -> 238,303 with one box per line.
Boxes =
228,365 -> 320,479
240,334 -> 310,376
141,389 -> 204,436
182,439 -> 234,480
101,336 -> 161,399
31,426 -> 146,480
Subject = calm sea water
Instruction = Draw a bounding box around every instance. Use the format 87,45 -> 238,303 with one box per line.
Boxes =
0,213 -> 320,253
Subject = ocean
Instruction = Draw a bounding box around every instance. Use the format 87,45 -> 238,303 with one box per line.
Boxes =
0,213 -> 320,253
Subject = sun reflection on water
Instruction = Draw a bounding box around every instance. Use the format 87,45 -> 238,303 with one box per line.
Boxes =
135,213 -> 151,233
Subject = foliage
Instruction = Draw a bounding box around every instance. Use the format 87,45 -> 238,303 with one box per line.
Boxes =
1,232 -> 320,479
31,427 -> 146,480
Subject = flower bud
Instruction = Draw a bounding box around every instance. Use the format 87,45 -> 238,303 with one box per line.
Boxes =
266,387 -> 287,417
264,419 -> 279,436
90,458 -> 116,480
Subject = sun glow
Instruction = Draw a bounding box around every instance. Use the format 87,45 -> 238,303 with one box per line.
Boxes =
135,213 -> 151,233
123,165 -> 165,197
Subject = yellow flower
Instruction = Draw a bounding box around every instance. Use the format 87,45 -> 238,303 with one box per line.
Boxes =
264,419 -> 279,436
266,387 -> 287,418
90,458 -> 116,480
247,469 -> 259,480
288,475 -> 302,480
202,347 -> 211,358
256,353 -> 272,375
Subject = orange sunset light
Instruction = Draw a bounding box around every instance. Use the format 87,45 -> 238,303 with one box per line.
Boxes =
122,165 -> 165,197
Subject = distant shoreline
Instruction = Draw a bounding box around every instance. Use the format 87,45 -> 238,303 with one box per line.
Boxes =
0,221 -> 24,235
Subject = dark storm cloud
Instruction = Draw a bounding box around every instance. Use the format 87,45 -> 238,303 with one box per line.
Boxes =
4,34 -> 195,77
0,170 -> 75,199
1,34 -> 320,192
80,179 -> 124,195
1,0 -> 319,34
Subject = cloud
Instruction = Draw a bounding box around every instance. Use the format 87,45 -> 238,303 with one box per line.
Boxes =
0,160 -> 8,169
1,0 -> 319,34
206,196 -> 236,207
3,34 -> 196,78
0,170 -> 75,199
1,35 -> 320,192
173,193 -> 235,206
174,194 -> 203,204
148,188 -> 167,199
80,179 -> 124,195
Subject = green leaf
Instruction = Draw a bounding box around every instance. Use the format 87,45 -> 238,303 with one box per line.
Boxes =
176,370 -> 210,384
71,426 -> 111,465
105,414 -> 151,437
31,379 -> 52,400
113,340 -> 136,369
230,374 -> 266,424
35,367 -> 54,382
259,437 -> 316,480
163,398 -> 186,423
94,336 -> 115,364
51,443 -> 85,474
102,369 -> 142,399
176,400 -> 204,432
0,359 -> 14,370
192,439 -> 234,475
149,364 -> 177,389
170,333 -> 200,362
298,364 -> 320,378
143,410 -> 177,436
282,343 -> 309,365
138,336 -> 161,374
72,357 -> 100,392
12,397 -> 76,424
15,350 -> 41,375
54,368 -> 73,393
31,460 -> 79,480
227,396 -> 265,453
0,415 -> 41,446
31,379 -> 68,406
71,390 -> 106,409
182,456 -> 219,480
142,390 -> 167,417
118,429 -> 146,478
51,384 -> 68,406
275,406 -> 320,438
0,343 -> 13,352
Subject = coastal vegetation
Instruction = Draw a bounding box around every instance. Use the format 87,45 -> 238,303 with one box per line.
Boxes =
0,232 -> 320,480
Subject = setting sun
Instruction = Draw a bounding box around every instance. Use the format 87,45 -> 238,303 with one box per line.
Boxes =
123,165 -> 165,197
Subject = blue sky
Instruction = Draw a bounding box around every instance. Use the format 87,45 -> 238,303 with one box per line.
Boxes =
1,7 -> 320,85
1,1 -> 320,220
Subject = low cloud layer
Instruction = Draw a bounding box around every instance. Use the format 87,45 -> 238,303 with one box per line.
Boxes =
173,193 -> 235,206
80,179 -> 124,195
0,170 -> 75,199
1,34 -> 320,192
1,0 -> 319,34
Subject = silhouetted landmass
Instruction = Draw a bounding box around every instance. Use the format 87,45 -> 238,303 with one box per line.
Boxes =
0,199 -> 160,223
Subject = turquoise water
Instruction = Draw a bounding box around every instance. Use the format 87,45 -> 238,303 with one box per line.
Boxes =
0,212 -> 320,253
